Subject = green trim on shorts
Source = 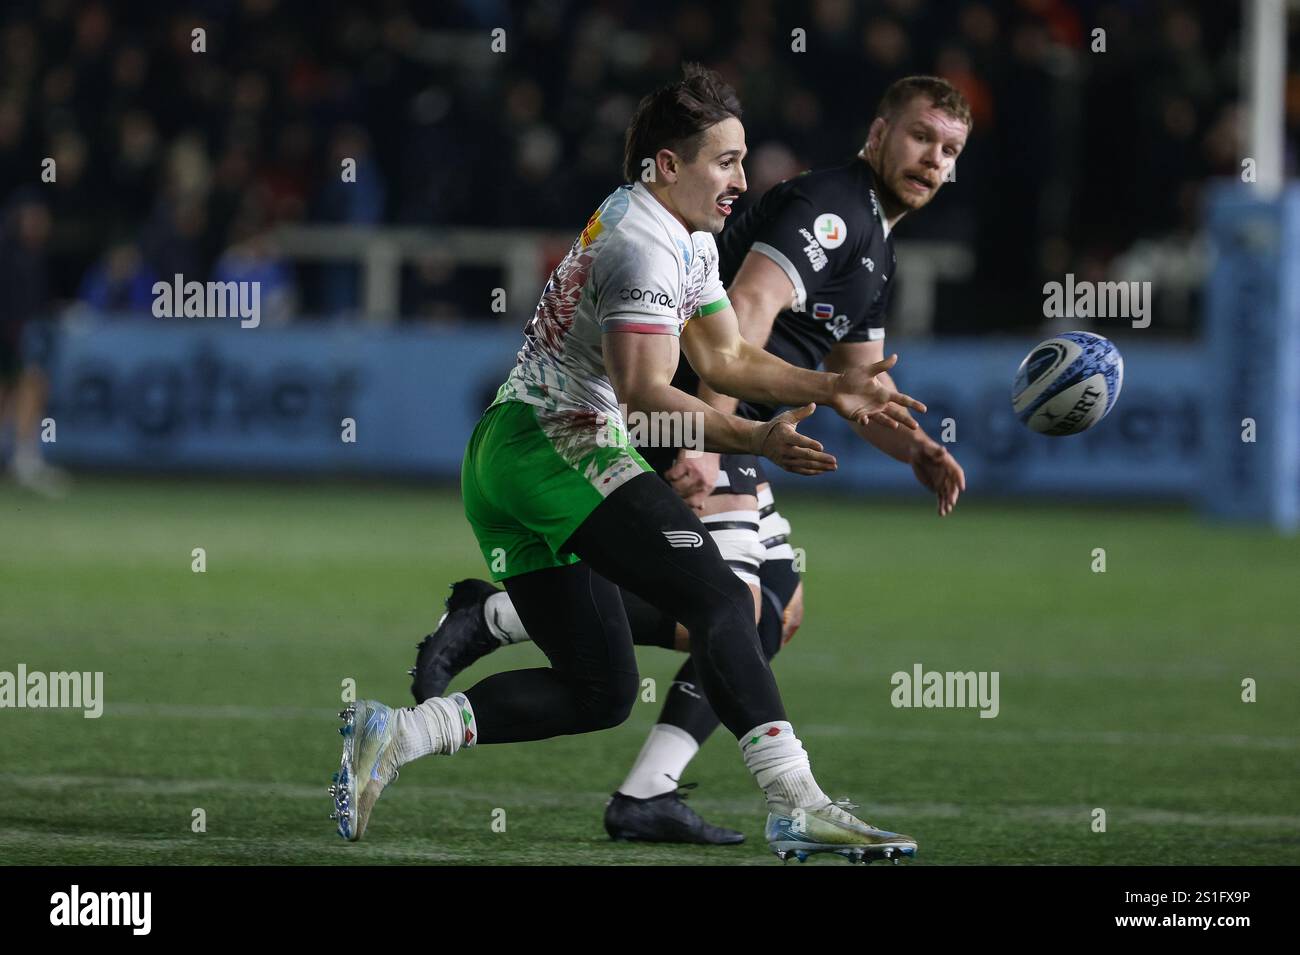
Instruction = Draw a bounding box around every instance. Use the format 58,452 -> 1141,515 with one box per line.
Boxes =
461,399 -> 652,582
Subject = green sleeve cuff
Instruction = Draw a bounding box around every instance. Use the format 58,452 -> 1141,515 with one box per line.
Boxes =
694,296 -> 730,318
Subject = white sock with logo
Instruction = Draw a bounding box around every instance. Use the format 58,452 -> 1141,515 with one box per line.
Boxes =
739,720 -> 829,810
617,723 -> 700,799
484,592 -> 530,646
394,693 -> 478,765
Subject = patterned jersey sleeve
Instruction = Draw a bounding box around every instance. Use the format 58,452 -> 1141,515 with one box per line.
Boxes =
593,234 -> 683,336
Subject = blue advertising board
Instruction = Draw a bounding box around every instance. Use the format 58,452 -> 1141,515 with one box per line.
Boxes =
45,319 -> 520,475
1201,183 -> 1300,532
43,318 -> 1207,502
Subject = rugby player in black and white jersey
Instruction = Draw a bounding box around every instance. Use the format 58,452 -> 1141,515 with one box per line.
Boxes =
410,76 -> 969,845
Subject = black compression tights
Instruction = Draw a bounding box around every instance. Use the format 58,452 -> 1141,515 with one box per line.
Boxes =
618,554 -> 801,744
463,472 -> 786,744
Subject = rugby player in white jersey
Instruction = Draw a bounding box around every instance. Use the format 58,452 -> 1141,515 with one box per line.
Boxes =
408,77 -> 970,846
330,65 -> 929,863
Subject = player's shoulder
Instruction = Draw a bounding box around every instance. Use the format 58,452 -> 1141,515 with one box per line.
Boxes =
795,161 -> 878,242
584,186 -> 694,320
688,229 -> 719,270
766,161 -> 864,204
592,184 -> 683,268
759,160 -> 880,251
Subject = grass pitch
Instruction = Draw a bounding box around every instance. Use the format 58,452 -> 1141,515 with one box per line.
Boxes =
1,477 -> 1297,865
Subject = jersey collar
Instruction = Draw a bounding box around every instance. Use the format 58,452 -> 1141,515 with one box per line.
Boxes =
861,164 -> 892,240
631,180 -> 694,246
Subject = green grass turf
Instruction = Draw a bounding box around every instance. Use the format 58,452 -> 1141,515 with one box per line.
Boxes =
1,476 -> 1298,865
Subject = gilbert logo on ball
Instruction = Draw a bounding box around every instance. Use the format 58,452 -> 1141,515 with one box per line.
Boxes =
1012,331 -> 1124,436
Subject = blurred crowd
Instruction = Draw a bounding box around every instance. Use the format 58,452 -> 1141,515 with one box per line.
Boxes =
0,0 -> 1294,331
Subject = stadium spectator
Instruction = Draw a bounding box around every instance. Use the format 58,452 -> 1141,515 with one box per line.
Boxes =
0,188 -> 68,496
314,124 -> 386,316
0,0 -> 1288,328
77,240 -> 159,314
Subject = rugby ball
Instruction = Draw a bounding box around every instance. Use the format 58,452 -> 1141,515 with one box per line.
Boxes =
1011,331 -> 1123,436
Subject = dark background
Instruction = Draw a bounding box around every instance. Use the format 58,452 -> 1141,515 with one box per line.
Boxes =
0,0 -> 1292,333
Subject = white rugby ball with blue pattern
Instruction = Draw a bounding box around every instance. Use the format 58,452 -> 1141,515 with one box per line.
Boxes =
1012,331 -> 1124,436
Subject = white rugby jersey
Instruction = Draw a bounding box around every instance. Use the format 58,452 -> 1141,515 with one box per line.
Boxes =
493,181 -> 730,422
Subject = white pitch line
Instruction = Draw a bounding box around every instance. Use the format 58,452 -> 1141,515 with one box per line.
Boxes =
0,772 -> 617,805
2,774 -> 1296,831
105,702 -> 331,720
66,704 -> 1300,752
802,723 -> 1300,751
0,827 -> 765,865
0,827 -> 465,862
777,653 -> 1300,681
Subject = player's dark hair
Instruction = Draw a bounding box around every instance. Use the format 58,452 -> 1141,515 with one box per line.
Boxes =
875,75 -> 973,133
622,63 -> 742,183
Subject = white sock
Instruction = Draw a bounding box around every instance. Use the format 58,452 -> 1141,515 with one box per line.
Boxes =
484,592 -> 530,645
617,723 -> 700,798
739,720 -> 829,810
394,692 -> 478,765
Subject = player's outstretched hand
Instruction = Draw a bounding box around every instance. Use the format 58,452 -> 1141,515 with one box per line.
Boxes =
753,404 -> 837,476
910,441 -> 966,516
829,354 -> 927,430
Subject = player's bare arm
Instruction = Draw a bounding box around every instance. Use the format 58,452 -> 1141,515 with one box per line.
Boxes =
603,329 -> 836,476
681,300 -> 926,429
825,339 -> 965,516
695,250 -> 797,417
666,251 -> 796,504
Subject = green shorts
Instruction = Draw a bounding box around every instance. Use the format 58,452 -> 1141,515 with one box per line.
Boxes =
462,400 -> 652,581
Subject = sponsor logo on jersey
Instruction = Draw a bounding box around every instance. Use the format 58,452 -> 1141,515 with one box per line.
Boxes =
814,213 -> 847,249
812,302 -> 834,320
825,314 -> 852,341
869,188 -> 880,219
619,287 -> 676,308
663,530 -> 704,549
737,466 -> 758,477
862,257 -> 875,272
798,228 -> 828,272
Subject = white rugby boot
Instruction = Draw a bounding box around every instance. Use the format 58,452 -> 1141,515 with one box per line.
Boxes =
329,701 -> 400,841
765,798 -> 917,864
